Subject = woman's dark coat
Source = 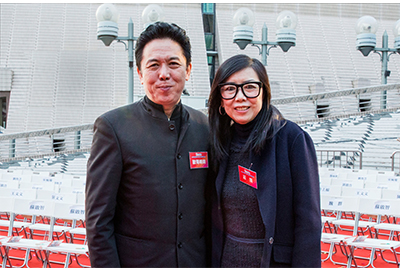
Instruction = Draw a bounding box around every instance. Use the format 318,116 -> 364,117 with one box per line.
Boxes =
211,120 -> 321,267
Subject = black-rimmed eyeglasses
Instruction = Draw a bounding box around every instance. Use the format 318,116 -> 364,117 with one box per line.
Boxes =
219,81 -> 262,100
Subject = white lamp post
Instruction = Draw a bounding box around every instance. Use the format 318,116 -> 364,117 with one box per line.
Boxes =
233,8 -> 297,65
355,16 -> 400,109
96,4 -> 164,103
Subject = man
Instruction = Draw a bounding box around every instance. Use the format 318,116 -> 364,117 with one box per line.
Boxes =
85,22 -> 210,267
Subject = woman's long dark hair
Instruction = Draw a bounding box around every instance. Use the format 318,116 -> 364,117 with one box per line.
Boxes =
208,54 -> 285,163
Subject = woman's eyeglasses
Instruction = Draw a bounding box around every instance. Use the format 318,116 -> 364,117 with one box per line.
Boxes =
219,81 -> 262,100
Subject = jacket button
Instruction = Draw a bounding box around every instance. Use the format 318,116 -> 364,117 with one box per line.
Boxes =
269,237 -> 274,244
169,124 -> 175,131
178,213 -> 183,220
178,183 -> 183,189
178,242 -> 183,248
177,154 -> 182,159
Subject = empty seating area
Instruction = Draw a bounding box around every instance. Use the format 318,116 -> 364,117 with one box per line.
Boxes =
320,167 -> 400,267
0,167 -> 88,268
303,110 -> 400,172
1,155 -> 400,267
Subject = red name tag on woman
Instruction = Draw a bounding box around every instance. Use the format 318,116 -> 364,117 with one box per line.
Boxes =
238,165 -> 258,189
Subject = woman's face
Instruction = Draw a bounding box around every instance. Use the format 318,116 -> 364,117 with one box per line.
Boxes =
221,67 -> 263,125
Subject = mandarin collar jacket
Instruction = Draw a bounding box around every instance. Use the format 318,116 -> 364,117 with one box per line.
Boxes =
86,97 -> 211,267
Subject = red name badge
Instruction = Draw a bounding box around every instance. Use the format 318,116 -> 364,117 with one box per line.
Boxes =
238,165 -> 258,189
189,152 -> 209,169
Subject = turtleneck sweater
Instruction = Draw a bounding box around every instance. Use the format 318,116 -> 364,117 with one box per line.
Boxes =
220,118 -> 265,268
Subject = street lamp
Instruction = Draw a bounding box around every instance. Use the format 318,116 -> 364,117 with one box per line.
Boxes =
233,8 -> 297,65
355,16 -> 400,109
96,4 -> 164,103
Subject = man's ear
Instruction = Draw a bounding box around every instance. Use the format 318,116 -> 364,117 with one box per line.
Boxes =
137,67 -> 143,84
185,63 -> 192,81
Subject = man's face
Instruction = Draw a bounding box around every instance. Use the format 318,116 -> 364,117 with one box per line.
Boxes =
137,38 -> 192,113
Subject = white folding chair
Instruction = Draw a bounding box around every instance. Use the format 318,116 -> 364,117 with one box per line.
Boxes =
364,181 -> 400,191
36,189 -> 77,204
28,194 -> 77,243
320,195 -> 360,265
1,198 -> 54,268
331,178 -> 364,189
381,189 -> 400,200
19,181 -> 56,191
376,174 -> 400,184
76,192 -> 85,204
31,174 -> 58,185
322,170 -> 348,181
0,181 -> 19,190
320,178 -> 332,187
59,185 -> 85,195
0,188 -> 36,200
1,173 -> 32,183
0,192 -> 35,238
346,171 -> 375,182
41,202 -> 89,268
71,178 -> 86,189
373,200 -> 400,242
342,198 -> 400,268
52,177 -> 72,193
341,187 -> 382,199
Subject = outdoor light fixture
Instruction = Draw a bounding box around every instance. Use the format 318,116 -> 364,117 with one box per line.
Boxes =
394,19 -> 400,52
355,15 -> 400,109
355,15 -> 378,56
232,7 -> 255,50
142,4 -> 164,29
275,10 -> 297,52
96,3 -> 120,46
232,8 -> 297,65
95,3 -> 164,103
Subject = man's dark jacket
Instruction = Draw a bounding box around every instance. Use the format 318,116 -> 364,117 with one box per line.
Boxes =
85,97 -> 210,267
211,120 -> 321,267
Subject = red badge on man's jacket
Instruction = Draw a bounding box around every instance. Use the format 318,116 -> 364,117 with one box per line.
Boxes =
189,152 -> 209,169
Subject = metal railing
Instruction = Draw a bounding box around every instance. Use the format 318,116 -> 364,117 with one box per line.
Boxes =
272,83 -> 400,121
1,84 -> 399,168
316,150 -> 363,170
0,124 -> 93,162
390,150 -> 400,175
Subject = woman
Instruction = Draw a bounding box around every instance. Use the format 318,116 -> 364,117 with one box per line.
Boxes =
208,54 -> 321,268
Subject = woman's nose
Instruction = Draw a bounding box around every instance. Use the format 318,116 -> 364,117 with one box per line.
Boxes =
235,86 -> 247,101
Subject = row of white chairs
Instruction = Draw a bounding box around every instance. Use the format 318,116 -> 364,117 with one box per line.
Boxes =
0,188 -> 85,204
320,172 -> 400,184
320,178 -> 400,191
0,175 -> 86,194
0,172 -> 85,184
320,195 -> 400,268
319,167 -> 397,176
320,185 -> 400,200
0,170 -> 86,178
0,181 -> 85,195
0,197 -> 88,268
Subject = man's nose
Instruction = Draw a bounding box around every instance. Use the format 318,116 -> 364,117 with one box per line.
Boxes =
159,64 -> 170,80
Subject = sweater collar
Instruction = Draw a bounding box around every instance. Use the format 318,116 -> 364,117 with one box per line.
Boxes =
233,112 -> 261,141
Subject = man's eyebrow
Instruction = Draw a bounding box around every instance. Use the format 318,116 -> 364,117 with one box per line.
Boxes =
146,56 -> 181,64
